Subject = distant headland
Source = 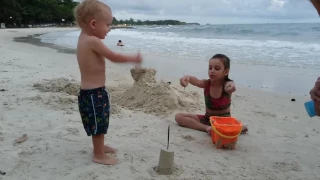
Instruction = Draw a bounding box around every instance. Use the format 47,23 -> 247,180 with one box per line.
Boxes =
111,17 -> 200,26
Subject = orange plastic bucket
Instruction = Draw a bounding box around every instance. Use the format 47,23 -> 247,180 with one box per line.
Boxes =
210,116 -> 242,149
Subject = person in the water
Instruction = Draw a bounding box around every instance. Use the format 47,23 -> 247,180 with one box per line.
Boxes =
117,40 -> 124,47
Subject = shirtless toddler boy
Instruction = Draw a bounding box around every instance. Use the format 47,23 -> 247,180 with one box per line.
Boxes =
74,0 -> 142,165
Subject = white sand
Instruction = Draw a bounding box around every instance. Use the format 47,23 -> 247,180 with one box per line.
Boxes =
0,28 -> 320,180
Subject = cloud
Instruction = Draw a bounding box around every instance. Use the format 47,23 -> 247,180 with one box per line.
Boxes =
270,0 -> 286,8
98,0 -> 320,24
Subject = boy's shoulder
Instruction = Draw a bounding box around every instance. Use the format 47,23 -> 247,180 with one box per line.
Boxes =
78,34 -> 103,53
79,33 -> 100,44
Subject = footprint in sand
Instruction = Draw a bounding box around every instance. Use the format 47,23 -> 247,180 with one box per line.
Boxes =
181,135 -> 195,141
14,134 -> 28,145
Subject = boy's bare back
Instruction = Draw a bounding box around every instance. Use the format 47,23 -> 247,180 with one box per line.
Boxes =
77,32 -> 142,89
75,0 -> 141,90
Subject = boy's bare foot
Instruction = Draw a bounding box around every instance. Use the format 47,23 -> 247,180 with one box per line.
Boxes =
104,145 -> 117,154
93,154 -> 118,165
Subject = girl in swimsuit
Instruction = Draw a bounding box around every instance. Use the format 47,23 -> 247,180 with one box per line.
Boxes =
175,54 -> 248,135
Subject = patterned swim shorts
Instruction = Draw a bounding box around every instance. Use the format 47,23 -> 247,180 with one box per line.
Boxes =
78,86 -> 110,136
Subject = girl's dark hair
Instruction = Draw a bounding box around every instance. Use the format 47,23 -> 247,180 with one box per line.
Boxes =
210,54 -> 232,82
118,40 -> 122,42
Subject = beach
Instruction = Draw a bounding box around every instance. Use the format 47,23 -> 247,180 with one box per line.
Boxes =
0,27 -> 320,180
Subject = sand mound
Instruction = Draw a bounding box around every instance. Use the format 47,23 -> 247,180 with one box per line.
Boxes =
110,104 -> 122,115
114,67 -> 202,115
107,84 -> 132,99
31,77 -> 123,114
131,67 -> 157,84
26,94 -> 77,114
33,78 -> 80,96
26,94 -> 122,115
30,71 -> 201,116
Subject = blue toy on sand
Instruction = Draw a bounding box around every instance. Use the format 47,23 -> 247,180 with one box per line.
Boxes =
305,100 -> 316,117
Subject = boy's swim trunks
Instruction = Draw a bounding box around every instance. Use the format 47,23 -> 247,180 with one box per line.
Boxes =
78,86 -> 111,136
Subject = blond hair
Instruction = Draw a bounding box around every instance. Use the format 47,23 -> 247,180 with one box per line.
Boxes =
74,0 -> 111,28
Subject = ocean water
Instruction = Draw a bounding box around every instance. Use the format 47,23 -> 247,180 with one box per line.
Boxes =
39,23 -> 320,95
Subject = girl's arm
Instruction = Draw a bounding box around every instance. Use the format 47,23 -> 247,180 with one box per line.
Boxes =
181,75 -> 208,88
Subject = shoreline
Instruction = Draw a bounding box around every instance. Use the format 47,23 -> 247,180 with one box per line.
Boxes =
14,33 -> 76,54
1,28 -> 320,180
28,29 -> 317,96
14,30 -> 313,99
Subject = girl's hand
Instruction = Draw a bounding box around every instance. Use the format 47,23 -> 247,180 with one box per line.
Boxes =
225,81 -> 236,93
180,76 -> 189,87
310,88 -> 320,101
315,101 -> 320,116
310,77 -> 320,102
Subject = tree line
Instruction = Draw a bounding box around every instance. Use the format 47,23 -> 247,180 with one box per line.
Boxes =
112,17 -> 191,26
0,0 -> 198,28
0,0 -> 77,27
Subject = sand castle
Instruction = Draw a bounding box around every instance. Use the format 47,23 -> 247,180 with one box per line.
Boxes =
114,67 -> 202,116
31,67 -> 202,116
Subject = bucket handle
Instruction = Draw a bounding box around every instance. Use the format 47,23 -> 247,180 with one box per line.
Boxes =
211,126 -> 242,139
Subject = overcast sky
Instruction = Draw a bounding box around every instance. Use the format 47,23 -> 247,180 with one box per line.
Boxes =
97,0 -> 320,24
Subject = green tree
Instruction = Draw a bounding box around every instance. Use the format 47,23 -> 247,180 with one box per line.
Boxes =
0,0 -> 78,27
0,0 -> 23,27
129,18 -> 134,25
123,19 -> 129,25
112,17 -> 118,25
0,0 -> 195,28
136,20 -> 142,25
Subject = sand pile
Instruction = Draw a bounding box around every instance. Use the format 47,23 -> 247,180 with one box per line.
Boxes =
25,94 -> 77,114
33,77 -> 80,96
110,104 -> 122,115
32,78 -> 122,114
27,93 -> 122,115
30,72 -> 202,116
114,67 -> 202,115
107,84 -> 132,99
131,67 -> 157,84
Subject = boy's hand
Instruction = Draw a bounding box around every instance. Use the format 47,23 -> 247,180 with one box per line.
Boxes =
131,52 -> 142,64
225,81 -> 236,93
90,37 -> 142,64
180,76 -> 189,87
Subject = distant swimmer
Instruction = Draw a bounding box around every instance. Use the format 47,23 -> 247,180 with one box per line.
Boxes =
117,40 -> 124,47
